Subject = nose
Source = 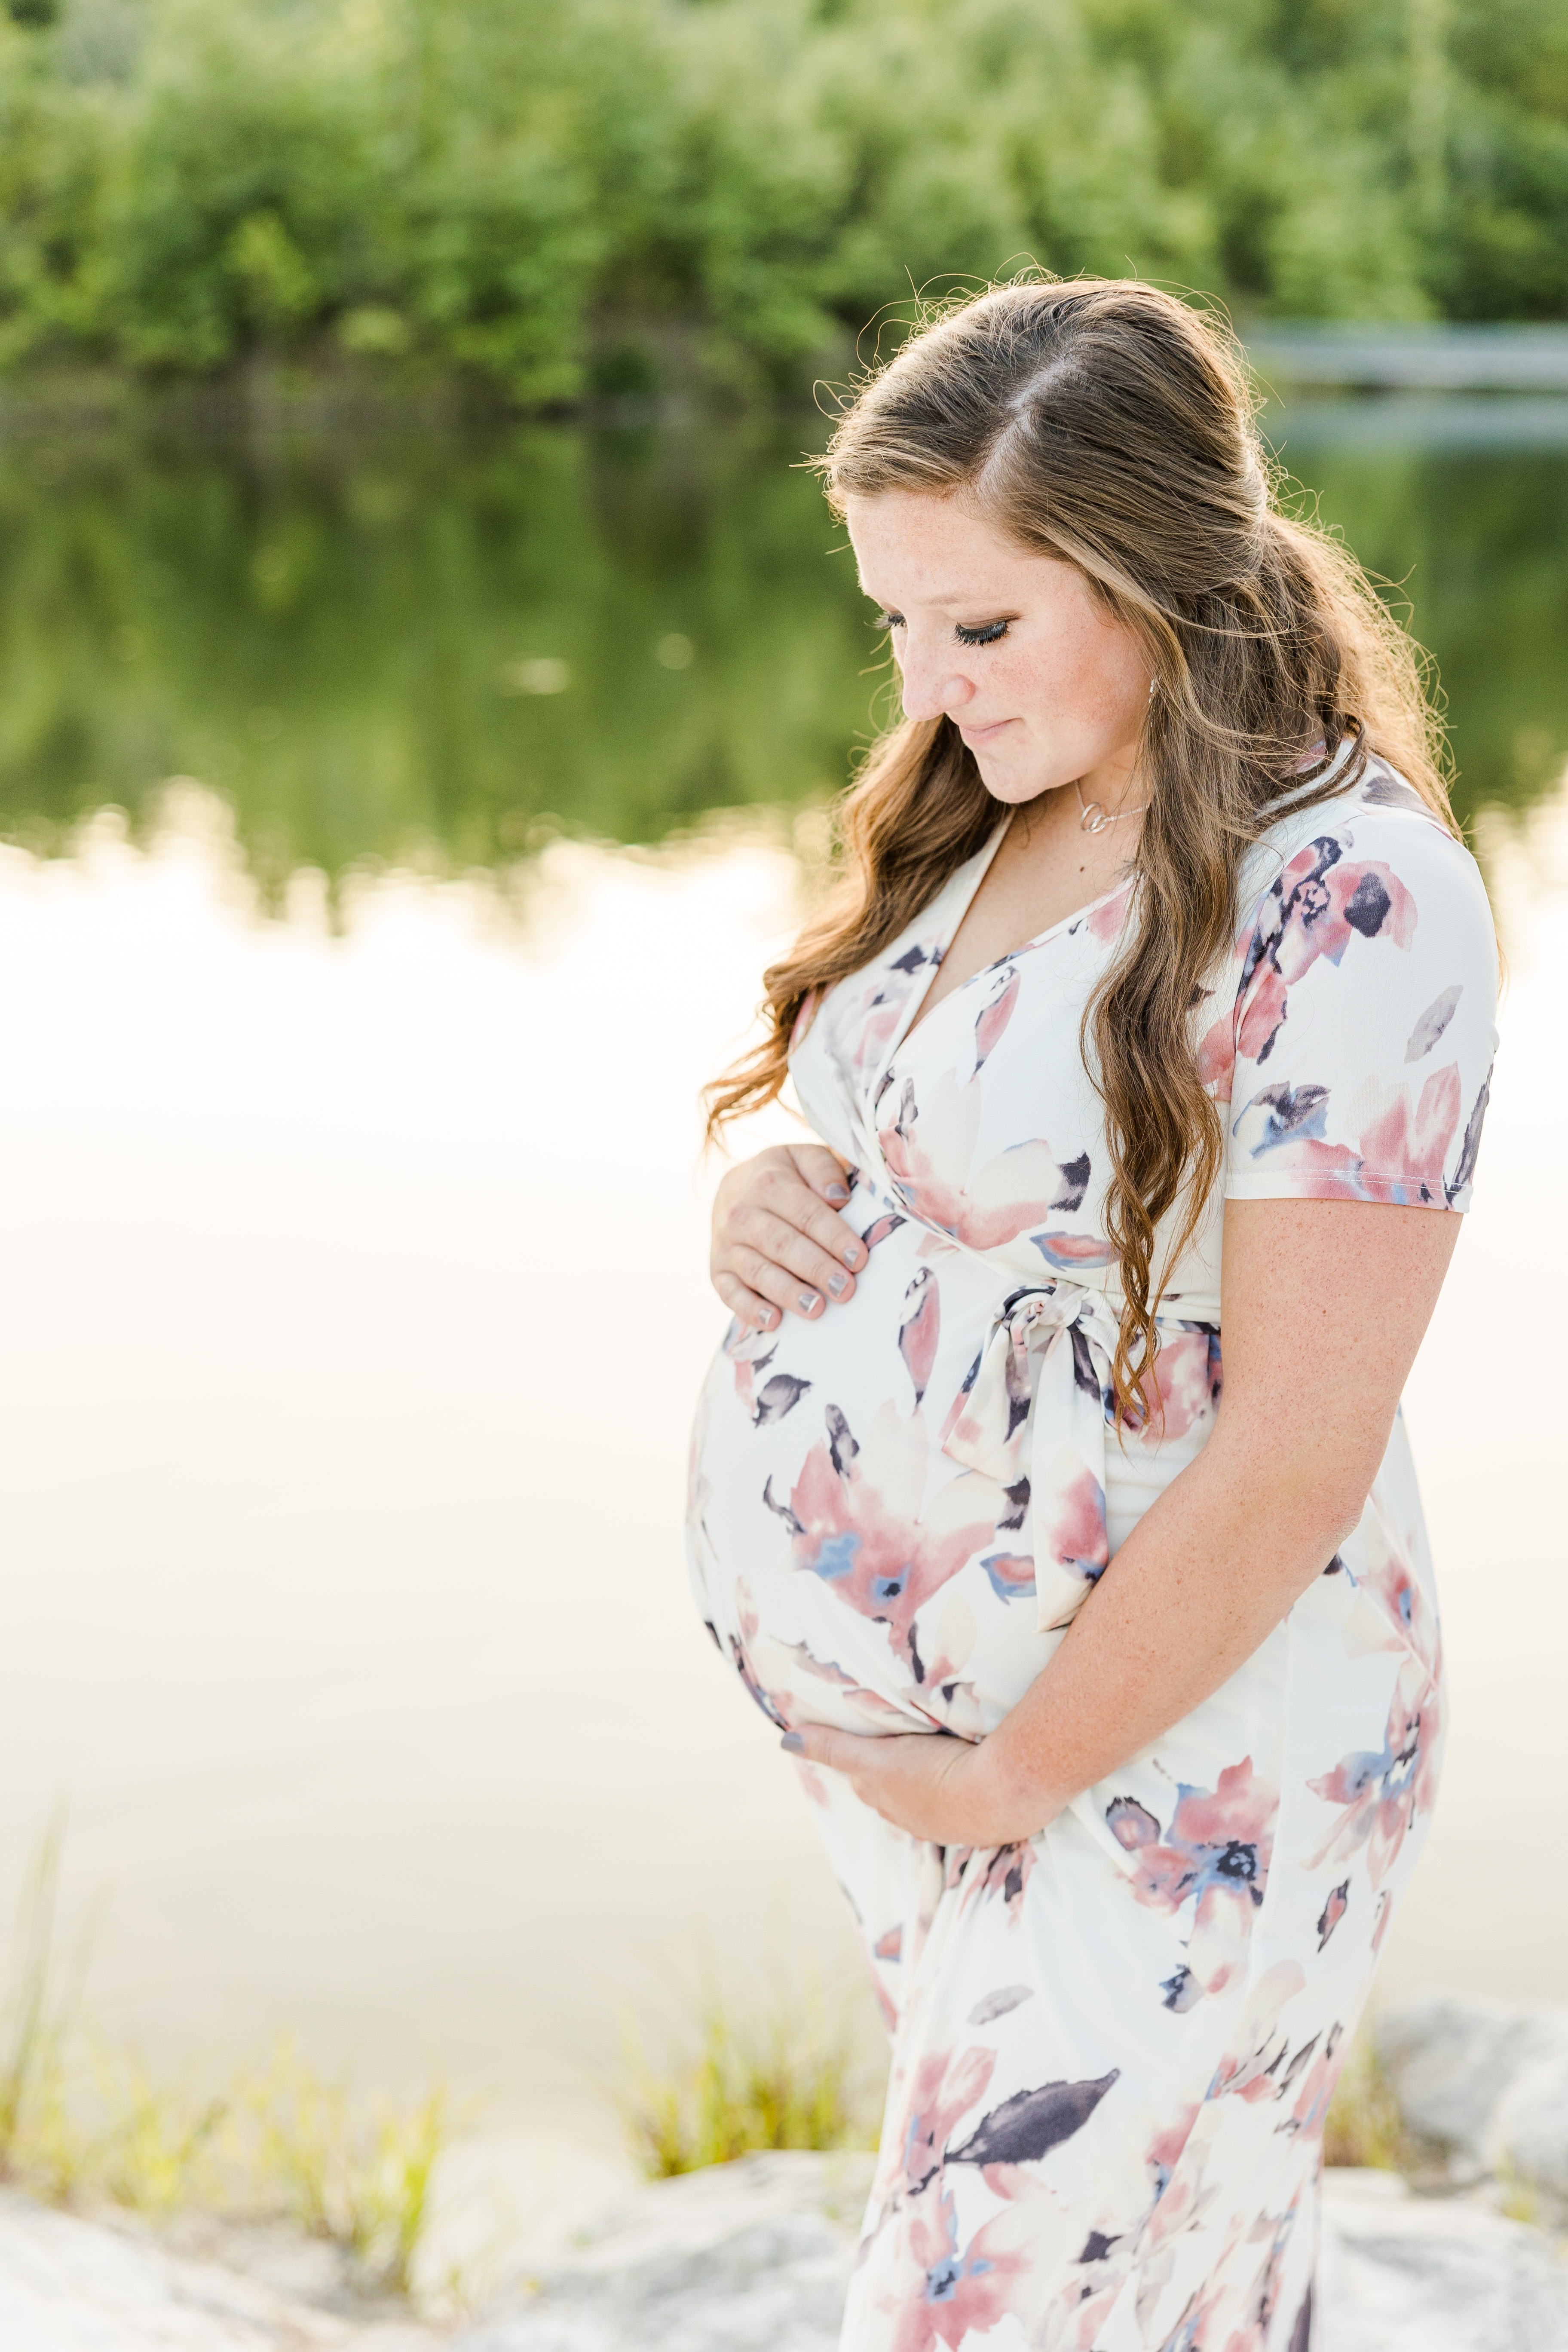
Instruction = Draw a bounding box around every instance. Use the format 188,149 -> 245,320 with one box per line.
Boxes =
895,632 -> 977,723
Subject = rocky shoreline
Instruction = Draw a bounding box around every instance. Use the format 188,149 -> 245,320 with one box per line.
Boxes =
3,1995 -> 1565,2352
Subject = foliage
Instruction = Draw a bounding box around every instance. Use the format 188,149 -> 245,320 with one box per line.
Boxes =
0,0 -> 1565,404
621,1987 -> 882,2177
1,416 -> 1563,894
0,1826 -> 449,2299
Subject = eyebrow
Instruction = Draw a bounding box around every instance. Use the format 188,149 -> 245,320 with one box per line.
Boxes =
858,582 -> 1020,612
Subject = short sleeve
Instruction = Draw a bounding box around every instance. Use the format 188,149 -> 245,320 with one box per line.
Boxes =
1214,806 -> 1499,1212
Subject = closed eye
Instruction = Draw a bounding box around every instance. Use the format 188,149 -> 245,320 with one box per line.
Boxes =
869,611 -> 1011,646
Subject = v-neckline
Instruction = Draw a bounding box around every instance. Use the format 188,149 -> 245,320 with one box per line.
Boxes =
881,822 -> 1010,1064
890,820 -> 1132,1060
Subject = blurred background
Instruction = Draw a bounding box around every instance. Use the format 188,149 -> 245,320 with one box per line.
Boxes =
0,0 -> 1565,2291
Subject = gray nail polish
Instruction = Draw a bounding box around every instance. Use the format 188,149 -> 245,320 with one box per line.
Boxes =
825,1184 -> 849,1203
827,1273 -> 848,1298
779,1731 -> 805,1754
844,1246 -> 861,1269
799,1290 -> 820,1313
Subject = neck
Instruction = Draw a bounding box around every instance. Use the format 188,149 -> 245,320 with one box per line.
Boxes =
1072,738 -> 1145,815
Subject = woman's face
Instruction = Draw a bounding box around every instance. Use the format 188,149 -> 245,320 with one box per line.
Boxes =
843,490 -> 1152,805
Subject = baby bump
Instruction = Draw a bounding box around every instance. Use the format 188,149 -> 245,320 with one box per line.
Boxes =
686,1281 -> 1044,1736
688,1274 -> 1223,1740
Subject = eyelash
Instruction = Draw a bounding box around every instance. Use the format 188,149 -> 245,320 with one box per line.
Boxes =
874,613 -> 1011,647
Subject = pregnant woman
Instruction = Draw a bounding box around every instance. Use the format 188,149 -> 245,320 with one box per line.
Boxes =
688,280 -> 1497,2351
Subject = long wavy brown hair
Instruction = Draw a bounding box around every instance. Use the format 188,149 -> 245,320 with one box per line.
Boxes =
707,277 -> 1458,1419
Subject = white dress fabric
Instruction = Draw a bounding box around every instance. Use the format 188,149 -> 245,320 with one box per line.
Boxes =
686,750 -> 1498,2351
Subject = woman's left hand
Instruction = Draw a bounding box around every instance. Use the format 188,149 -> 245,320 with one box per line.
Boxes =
784,1724 -> 1061,1849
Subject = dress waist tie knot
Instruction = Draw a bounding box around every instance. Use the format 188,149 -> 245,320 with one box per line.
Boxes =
940,1280 -> 1142,1635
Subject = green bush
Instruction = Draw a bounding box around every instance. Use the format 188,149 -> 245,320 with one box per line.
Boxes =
0,0 -> 1564,402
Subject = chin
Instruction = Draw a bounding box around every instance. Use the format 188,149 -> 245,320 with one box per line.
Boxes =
975,761 -> 1057,806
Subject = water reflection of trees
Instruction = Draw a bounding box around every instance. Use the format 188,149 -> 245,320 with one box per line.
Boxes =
0,422 -> 1562,892
1289,438 -> 1568,822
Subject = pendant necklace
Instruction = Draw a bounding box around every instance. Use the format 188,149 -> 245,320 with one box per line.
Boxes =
1074,777 -> 1149,837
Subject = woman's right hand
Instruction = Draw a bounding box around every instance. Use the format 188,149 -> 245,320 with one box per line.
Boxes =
710,1144 -> 868,1334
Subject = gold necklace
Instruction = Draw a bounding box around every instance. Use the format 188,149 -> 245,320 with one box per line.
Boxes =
1074,777 -> 1148,836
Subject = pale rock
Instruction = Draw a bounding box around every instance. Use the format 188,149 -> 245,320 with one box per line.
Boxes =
1488,2043 -> 1568,2196
0,2187 -> 438,2352
1321,2168 -> 1568,2352
1379,1992 -> 1568,2193
456,2154 -> 1568,2352
5,2144 -> 1568,2352
455,2150 -> 873,2352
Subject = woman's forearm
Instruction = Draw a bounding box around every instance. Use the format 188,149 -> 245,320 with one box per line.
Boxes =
972,1429 -> 1374,1844
788,1204 -> 1457,1853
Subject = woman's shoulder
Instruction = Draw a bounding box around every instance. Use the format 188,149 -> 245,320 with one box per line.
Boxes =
1235,747 -> 1493,969
1204,746 -> 1500,1212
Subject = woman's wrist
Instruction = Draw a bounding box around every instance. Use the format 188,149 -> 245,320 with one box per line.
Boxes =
966,1726 -> 1071,1847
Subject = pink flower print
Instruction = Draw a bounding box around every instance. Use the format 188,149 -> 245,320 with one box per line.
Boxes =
1236,837 -> 1417,1065
879,1069 -> 1087,1251
1030,1230 -> 1114,1271
771,1633 -> 925,1733
1206,1960 -> 1307,2105
863,1210 -> 907,1250
972,963 -> 1020,1075
1281,2018 -> 1346,2141
883,2181 -> 1026,2352
899,1268 -> 941,1404
1315,1880 -> 1349,1951
1087,881 -> 1134,944
1309,1651 -> 1441,1888
895,2041 -> 998,2198
974,1841 -> 1036,1917
946,1838 -> 1037,1920
778,1400 -> 998,1670
1145,2104 -> 1202,2202
1196,1004 -> 1236,1102
1229,1081 -> 1361,1179
1133,1326 -> 1222,1447
1351,1061 -> 1462,1203
1348,1511 -> 1440,1679
790,988 -> 821,1048
1039,1447 -> 1110,1595
1235,1057 -> 1467,1205
1106,1758 -> 1278,2000
978,1550 -> 1035,1603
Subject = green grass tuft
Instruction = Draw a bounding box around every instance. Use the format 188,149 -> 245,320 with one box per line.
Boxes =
1322,2027 -> 1415,2173
0,1827 -> 449,2298
621,1988 -> 884,2179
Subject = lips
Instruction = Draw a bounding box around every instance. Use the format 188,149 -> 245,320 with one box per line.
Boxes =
958,717 -> 1015,745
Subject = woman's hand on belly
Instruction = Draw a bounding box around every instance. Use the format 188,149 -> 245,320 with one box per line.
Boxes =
710,1144 -> 867,1334
782,1724 -> 1063,1850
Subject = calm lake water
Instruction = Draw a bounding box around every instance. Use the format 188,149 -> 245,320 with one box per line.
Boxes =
1,400 -> 1566,2222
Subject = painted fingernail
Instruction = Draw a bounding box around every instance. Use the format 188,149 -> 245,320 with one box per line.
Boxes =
825,1184 -> 849,1203
827,1273 -> 848,1298
843,1245 -> 862,1268
780,1732 -> 805,1754
799,1290 -> 821,1313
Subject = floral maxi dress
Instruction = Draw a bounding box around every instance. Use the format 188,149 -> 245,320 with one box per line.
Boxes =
686,755 -> 1498,2352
